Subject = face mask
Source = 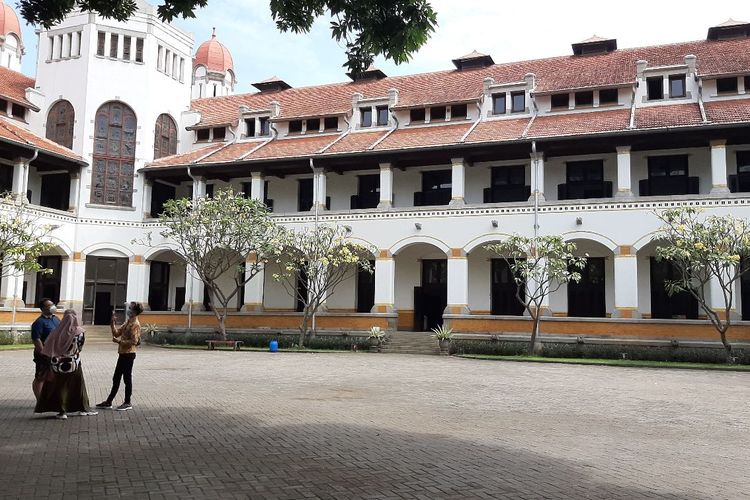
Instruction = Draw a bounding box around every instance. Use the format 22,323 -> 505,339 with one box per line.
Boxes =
48,305 -> 57,315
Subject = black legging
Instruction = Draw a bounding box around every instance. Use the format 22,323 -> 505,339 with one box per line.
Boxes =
106,353 -> 136,404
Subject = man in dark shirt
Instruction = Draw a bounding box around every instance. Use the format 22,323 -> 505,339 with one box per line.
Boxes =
31,298 -> 60,400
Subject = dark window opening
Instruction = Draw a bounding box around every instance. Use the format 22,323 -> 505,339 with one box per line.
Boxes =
640,155 -> 697,196
491,259 -> 525,315
716,77 -> 738,94
97,32 -> 105,56
647,77 -> 664,100
295,268 -> 308,313
122,36 -> 131,60
259,117 -> 270,136
730,151 -> 750,192
511,92 -> 525,113
650,258 -> 698,319
135,38 -> 144,63
410,108 -> 426,123
148,261 -> 170,311
492,93 -> 506,114
415,170 -> 451,206
11,103 -> 25,120
356,262 -> 375,312
35,256 -> 62,306
306,118 -> 320,132
298,178 -> 313,212
568,257 -> 606,317
151,181 -> 175,217
430,106 -> 446,121
245,118 -> 255,137
484,165 -> 528,203
351,174 -> 380,209
551,93 -> 569,108
109,34 -> 118,58
212,127 -> 226,140
559,160 -> 611,200
376,106 -> 389,126
360,108 -> 372,127
40,173 -> 70,210
0,98 -> 7,113
574,91 -> 594,107
196,128 -> 210,141
599,88 -> 619,104
451,104 -> 467,119
289,120 -> 302,134
414,259 -> 447,331
324,116 -> 338,130
669,74 -> 686,98
745,76 -> 750,92
205,184 -> 214,199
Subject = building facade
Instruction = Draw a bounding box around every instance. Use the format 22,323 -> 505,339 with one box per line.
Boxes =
2,1 -> 750,342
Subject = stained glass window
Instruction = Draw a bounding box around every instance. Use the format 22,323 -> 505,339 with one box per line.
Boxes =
91,102 -> 137,206
153,113 -> 177,159
45,100 -> 74,149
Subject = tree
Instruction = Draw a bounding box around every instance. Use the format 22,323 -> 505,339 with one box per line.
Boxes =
484,235 -> 586,355
272,224 -> 374,348
18,0 -> 438,75
655,206 -> 750,358
144,189 -> 286,339
0,195 -> 53,283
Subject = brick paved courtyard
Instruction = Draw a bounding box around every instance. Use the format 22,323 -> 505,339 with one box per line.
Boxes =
1,342 -> 748,499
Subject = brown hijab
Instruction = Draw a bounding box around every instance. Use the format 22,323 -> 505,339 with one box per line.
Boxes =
41,309 -> 84,359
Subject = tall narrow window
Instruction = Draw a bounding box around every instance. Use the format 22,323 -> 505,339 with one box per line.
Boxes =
647,76 -> 664,100
157,46 -> 163,70
259,117 -> 270,136
153,113 -> 177,159
48,36 -> 55,60
97,32 -> 105,56
45,100 -> 75,149
492,93 -> 506,114
245,118 -> 256,137
122,36 -> 131,60
164,50 -> 171,75
109,34 -> 119,58
135,38 -> 144,63
74,31 -> 81,57
669,74 -> 686,98
511,92 -> 525,113
91,101 -> 137,206
360,107 -> 372,127
376,106 -> 389,126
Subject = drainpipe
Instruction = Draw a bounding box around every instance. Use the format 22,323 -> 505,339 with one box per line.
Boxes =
185,165 -> 198,332
531,141 -> 539,243
309,157 -> 319,337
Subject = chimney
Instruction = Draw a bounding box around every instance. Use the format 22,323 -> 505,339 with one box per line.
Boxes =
388,88 -> 399,107
636,60 -> 648,79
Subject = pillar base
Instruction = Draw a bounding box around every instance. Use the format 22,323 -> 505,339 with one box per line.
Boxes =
615,190 -> 634,198
528,194 -> 546,202
241,303 -> 264,312
444,304 -> 470,315
310,203 -> 327,212
710,186 -> 730,194
0,297 -> 25,308
448,198 -> 465,207
371,304 -> 396,313
613,308 -> 641,319
377,201 -> 392,209
181,301 -> 206,312
526,305 -> 551,317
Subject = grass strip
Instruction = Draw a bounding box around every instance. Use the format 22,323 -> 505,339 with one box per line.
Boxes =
152,344 -> 350,353
458,354 -> 750,371
0,344 -> 34,351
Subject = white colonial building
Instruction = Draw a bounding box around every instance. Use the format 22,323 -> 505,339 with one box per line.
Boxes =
2,0 -> 750,343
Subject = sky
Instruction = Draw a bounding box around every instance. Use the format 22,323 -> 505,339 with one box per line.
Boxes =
16,0 -> 750,91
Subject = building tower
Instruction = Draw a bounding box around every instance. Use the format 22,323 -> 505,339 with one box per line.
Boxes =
0,0 -> 23,71
192,29 -> 235,98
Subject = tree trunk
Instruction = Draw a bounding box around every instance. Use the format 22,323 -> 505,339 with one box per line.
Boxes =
217,310 -> 227,340
528,314 -> 543,356
298,312 -> 310,348
719,328 -> 734,363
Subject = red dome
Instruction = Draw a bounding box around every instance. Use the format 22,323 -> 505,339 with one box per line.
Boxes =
193,30 -> 233,74
0,0 -> 22,41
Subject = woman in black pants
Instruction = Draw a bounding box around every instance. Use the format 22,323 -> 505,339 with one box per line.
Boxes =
97,302 -> 143,411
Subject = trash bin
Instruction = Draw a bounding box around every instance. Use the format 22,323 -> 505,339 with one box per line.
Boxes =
269,340 -> 278,352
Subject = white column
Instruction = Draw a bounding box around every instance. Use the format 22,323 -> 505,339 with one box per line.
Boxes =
613,246 -> 639,318
615,146 -> 633,198
142,179 -> 153,217
445,249 -> 470,314
250,172 -> 264,201
529,152 -> 545,202
182,267 -> 205,311
11,158 -> 29,201
126,256 -> 150,308
68,172 -> 80,213
242,254 -> 264,311
378,162 -> 393,208
312,167 -> 327,211
0,266 -> 24,307
192,175 -> 206,200
449,158 -> 466,207
709,273 -> 735,318
710,140 -> 729,194
371,251 -> 395,313
59,253 -> 85,315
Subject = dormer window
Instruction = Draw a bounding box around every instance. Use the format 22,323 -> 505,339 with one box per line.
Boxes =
245,118 -> 255,137
430,106 -> 446,121
492,93 -> 506,115
196,128 -> 210,142
259,117 -> 270,136
574,91 -> 594,107
647,77 -> 664,100
324,116 -> 338,130
360,108 -> 373,127
717,77 -> 738,94
669,75 -> 686,98
0,98 -> 7,114
511,92 -> 525,113
745,76 -> 750,92
376,106 -> 389,126
289,120 -> 303,134
213,127 -> 226,140
410,108 -> 426,123
11,104 -> 26,120
307,118 -> 320,132
599,88 -> 618,104
551,93 -> 569,109
451,104 -> 467,119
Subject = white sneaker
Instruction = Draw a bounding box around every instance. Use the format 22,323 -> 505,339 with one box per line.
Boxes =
74,411 -> 98,416
55,413 -> 67,420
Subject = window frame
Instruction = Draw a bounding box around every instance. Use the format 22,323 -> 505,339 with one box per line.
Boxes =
212,127 -> 226,141
492,93 -> 506,115
96,32 -> 105,56
574,91 -> 594,107
550,93 -> 569,109
510,91 -> 525,113
306,118 -> 320,132
598,88 -> 618,105
450,103 -> 467,120
430,106 -> 446,121
410,108 -> 426,123
360,107 -> 373,128
153,113 -> 177,160
376,106 -> 389,126
109,33 -> 119,58
196,128 -> 210,142
646,76 -> 664,100
323,116 -> 338,130
288,120 -> 303,134
45,100 -> 75,149
91,101 -> 137,207
669,74 -> 686,98
716,77 -> 738,94
258,117 -> 270,136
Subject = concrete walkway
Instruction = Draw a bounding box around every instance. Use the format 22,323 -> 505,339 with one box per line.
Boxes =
0,342 -> 747,499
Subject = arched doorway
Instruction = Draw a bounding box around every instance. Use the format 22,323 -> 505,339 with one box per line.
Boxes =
394,242 -> 448,331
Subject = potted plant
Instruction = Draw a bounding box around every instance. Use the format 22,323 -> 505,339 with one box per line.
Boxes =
432,325 -> 452,355
368,326 -> 385,353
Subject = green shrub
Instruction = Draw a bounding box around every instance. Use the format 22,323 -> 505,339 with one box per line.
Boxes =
0,331 -> 13,345
145,330 -> 368,351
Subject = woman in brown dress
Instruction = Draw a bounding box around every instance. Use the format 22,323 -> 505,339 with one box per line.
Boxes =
35,309 -> 97,419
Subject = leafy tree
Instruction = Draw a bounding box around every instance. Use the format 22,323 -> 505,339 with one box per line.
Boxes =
272,224 -> 374,348
18,0 -> 438,75
143,189 -> 286,339
655,207 -> 750,358
484,235 -> 586,355
0,195 -> 53,283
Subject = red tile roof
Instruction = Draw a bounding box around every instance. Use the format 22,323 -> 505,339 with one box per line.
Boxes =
322,130 -> 387,154
529,108 -> 631,138
704,98 -> 750,123
634,103 -> 704,129
193,32 -> 234,74
0,0 -> 22,41
0,116 -> 83,163
148,142 -> 226,167
465,118 -> 530,143
373,122 -> 473,151
0,66 -> 37,110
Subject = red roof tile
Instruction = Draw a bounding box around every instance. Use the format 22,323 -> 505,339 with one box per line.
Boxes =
0,116 -> 83,163
465,118 -> 529,143
193,32 -> 234,74
528,108 -> 631,138
322,130 -> 387,154
634,103 -> 704,129
373,122 -> 473,151
148,142 -> 226,167
0,66 -> 36,109
0,0 -> 22,41
704,98 -> 750,123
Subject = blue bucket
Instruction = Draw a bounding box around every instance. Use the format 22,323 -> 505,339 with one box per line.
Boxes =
269,340 -> 279,352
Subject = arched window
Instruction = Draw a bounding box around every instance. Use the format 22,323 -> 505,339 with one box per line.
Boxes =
45,100 -> 75,149
91,101 -> 137,206
153,113 -> 177,159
